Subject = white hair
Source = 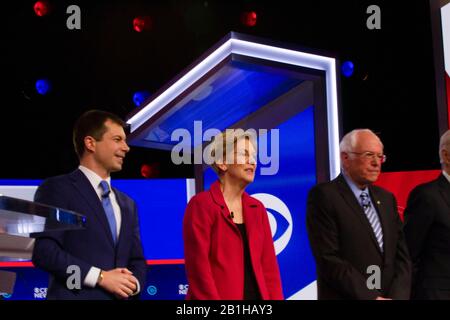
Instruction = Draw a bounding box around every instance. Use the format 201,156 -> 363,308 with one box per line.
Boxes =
439,130 -> 450,164
339,129 -> 383,153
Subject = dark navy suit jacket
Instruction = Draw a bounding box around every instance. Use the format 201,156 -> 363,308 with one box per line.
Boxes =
404,174 -> 450,299
32,169 -> 147,300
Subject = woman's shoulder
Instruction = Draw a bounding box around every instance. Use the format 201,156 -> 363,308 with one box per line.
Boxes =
189,189 -> 212,202
187,189 -> 217,209
188,180 -> 224,206
185,189 -> 221,223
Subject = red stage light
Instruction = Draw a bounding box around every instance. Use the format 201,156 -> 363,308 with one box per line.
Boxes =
140,163 -> 160,178
241,11 -> 257,27
133,16 -> 152,32
34,1 -> 50,17
141,164 -> 152,178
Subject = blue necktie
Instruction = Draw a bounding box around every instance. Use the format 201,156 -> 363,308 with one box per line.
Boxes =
99,180 -> 117,244
360,191 -> 383,252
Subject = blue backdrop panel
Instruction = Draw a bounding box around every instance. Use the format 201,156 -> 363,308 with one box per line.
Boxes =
0,178 -> 190,300
0,266 -> 189,300
112,179 -> 188,260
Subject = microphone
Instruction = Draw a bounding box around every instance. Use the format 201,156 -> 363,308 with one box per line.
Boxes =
229,211 -> 234,219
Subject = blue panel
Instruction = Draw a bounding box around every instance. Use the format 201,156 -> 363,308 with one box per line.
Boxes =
0,179 -> 189,261
1,179 -> 190,300
141,265 -> 188,300
0,180 -> 42,185
203,106 -> 317,299
111,179 -> 187,260
0,265 -> 188,300
145,60 -> 304,147
0,267 -> 49,300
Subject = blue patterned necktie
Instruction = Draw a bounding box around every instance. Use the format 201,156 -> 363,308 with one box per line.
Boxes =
360,191 -> 383,252
99,180 -> 117,244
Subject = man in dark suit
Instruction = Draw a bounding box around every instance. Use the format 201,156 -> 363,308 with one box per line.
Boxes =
32,110 -> 146,300
306,129 -> 411,299
404,130 -> 450,299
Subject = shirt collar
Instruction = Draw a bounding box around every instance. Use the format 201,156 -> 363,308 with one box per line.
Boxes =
78,165 -> 111,190
342,171 -> 369,199
443,170 -> 450,184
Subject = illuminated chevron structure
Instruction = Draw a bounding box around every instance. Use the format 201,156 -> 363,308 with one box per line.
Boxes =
126,32 -> 342,300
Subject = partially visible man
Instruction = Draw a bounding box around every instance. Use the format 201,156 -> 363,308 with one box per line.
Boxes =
32,110 -> 146,300
404,130 -> 450,299
307,129 -> 411,299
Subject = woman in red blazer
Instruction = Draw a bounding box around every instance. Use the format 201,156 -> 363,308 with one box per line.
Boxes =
183,131 -> 284,300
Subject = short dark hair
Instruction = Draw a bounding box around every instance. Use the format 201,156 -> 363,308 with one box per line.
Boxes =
73,110 -> 127,158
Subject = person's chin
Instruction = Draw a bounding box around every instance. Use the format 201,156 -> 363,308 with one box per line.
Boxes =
243,175 -> 255,184
367,174 -> 380,183
110,164 -> 123,172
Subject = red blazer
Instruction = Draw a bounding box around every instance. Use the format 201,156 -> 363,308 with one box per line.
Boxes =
183,180 -> 284,300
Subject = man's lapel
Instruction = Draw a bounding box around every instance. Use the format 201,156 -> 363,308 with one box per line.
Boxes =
368,186 -> 390,258
336,175 -> 383,255
113,188 -> 130,251
438,174 -> 450,210
69,169 -> 116,246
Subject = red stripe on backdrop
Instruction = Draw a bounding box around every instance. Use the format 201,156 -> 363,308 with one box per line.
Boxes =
0,259 -> 185,268
146,259 -> 185,265
374,170 -> 441,221
0,261 -> 34,267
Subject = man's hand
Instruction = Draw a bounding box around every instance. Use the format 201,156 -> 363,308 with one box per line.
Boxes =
375,296 -> 392,300
120,268 -> 140,295
97,268 -> 138,299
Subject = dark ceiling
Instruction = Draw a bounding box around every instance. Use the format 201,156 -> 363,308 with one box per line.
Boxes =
1,0 -> 443,179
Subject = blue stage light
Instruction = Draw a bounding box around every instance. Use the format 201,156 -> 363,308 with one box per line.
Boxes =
133,91 -> 151,107
35,79 -> 51,95
341,61 -> 354,77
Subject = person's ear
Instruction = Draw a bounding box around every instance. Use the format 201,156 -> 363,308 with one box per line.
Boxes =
341,152 -> 351,170
443,149 -> 450,164
84,136 -> 96,153
217,163 -> 227,173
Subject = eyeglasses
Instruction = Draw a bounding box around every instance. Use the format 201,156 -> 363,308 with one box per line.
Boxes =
348,151 -> 387,163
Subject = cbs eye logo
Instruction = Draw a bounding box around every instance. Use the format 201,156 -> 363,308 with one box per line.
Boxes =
147,285 -> 157,296
0,292 -> 12,299
251,193 -> 292,255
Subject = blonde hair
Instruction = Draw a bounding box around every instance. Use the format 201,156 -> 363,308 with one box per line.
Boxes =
208,129 -> 257,175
